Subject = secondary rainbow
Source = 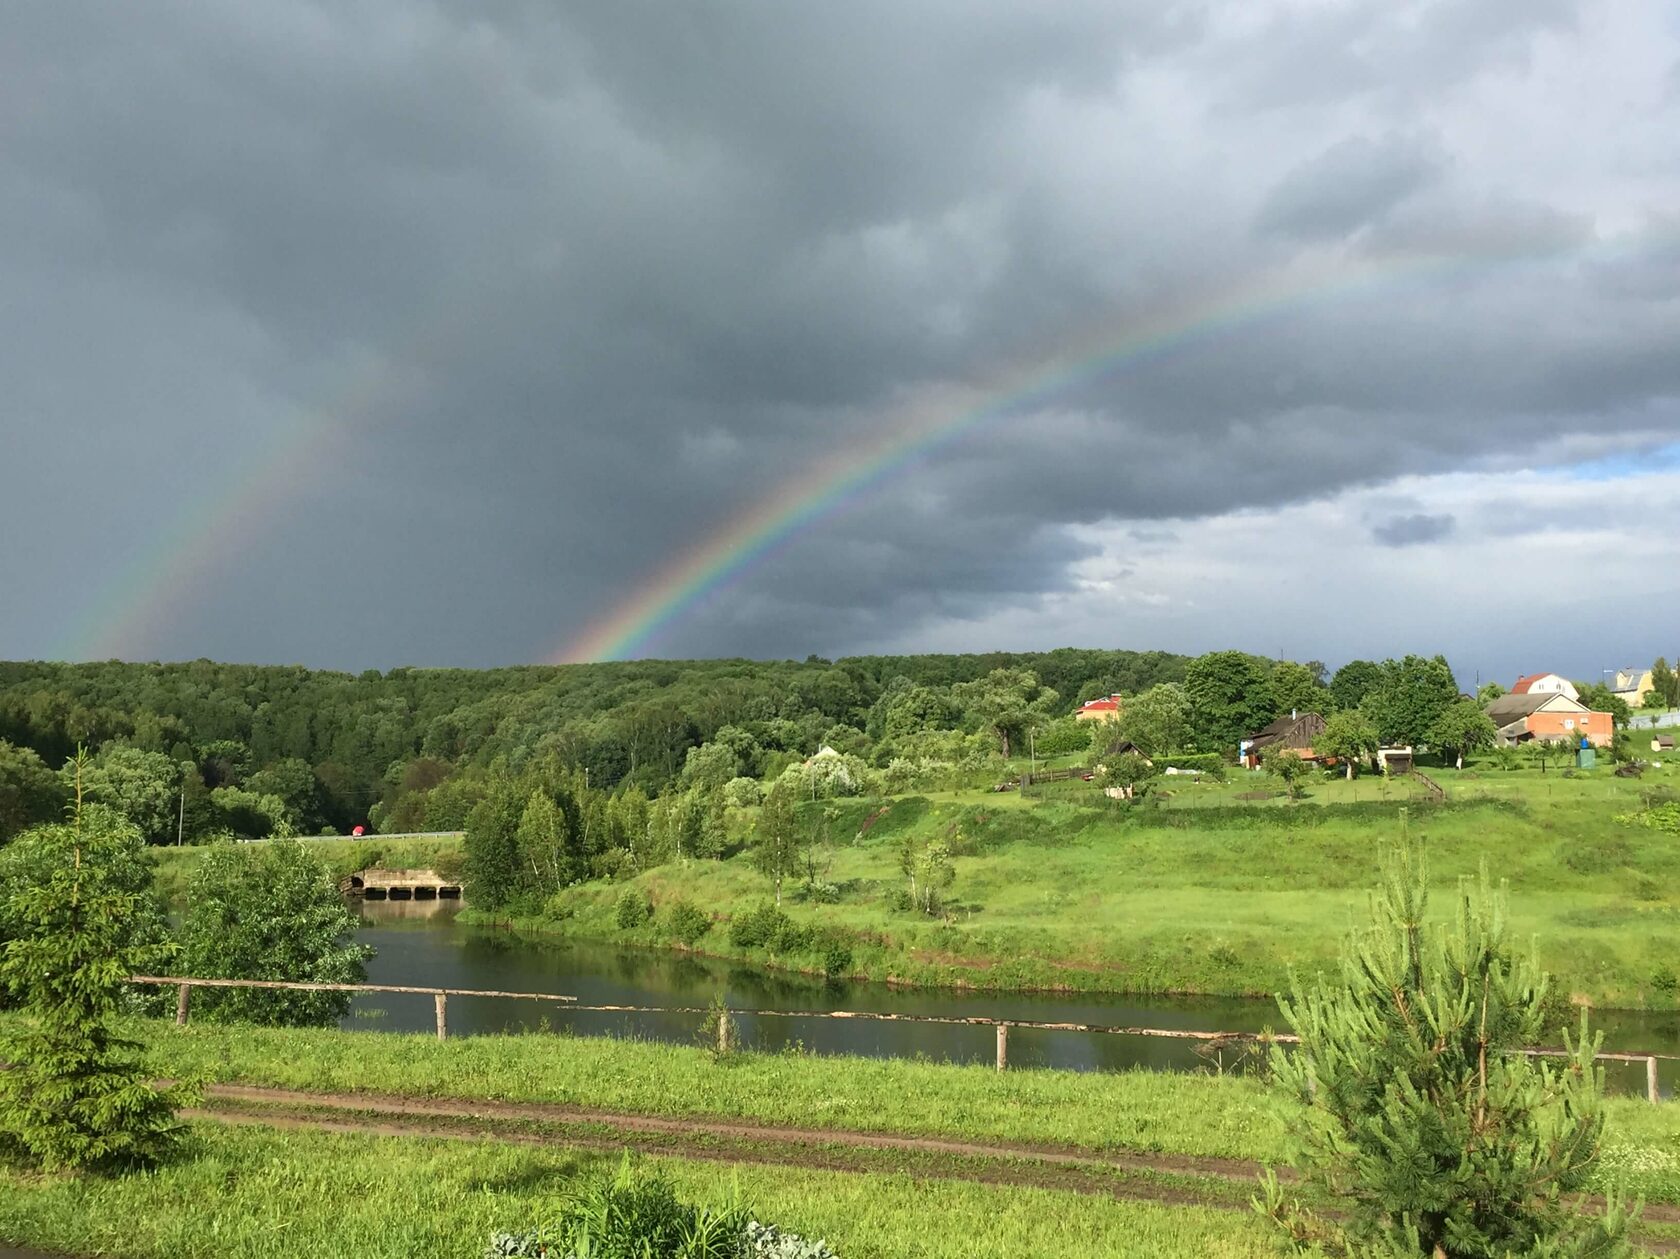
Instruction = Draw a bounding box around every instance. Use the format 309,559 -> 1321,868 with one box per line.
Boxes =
555,236 -> 1569,665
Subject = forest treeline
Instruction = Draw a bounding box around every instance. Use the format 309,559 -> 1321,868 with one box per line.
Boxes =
0,649 -> 1189,844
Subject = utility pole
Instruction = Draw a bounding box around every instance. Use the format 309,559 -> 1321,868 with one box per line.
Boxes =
177,777 -> 186,846
1027,725 -> 1036,795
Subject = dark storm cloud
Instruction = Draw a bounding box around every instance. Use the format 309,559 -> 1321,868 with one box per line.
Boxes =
1256,135 -> 1443,241
1370,513 -> 1457,547
1,0 -> 1677,668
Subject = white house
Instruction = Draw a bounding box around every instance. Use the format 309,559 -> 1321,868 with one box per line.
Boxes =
1509,673 -> 1579,702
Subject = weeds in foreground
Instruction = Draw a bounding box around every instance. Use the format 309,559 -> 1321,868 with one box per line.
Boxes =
486,1158 -> 837,1258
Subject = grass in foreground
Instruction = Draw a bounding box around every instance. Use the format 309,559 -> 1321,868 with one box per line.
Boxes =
125,1019 -> 1680,1206
0,1123 -> 1273,1259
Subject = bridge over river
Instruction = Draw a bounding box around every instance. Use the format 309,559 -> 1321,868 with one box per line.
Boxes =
342,867 -> 462,902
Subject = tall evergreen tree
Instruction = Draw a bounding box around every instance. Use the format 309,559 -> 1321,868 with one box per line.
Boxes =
0,787 -> 190,1171
1259,831 -> 1630,1257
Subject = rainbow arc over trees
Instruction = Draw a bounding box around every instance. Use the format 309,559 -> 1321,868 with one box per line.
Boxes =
54,231 -> 1653,666
553,239 -> 1569,664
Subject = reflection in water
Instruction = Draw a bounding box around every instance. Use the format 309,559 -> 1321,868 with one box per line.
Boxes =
348,900 -> 1678,1097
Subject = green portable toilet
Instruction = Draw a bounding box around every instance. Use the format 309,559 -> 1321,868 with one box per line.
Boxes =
1576,737 -> 1595,770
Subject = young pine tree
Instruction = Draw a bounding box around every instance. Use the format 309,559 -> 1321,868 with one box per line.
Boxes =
1259,828 -> 1631,1257
0,795 -> 192,1171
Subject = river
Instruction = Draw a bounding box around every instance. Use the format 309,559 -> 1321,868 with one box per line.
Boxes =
349,900 -> 1679,1097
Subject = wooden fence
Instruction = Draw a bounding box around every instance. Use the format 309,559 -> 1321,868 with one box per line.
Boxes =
130,976 -> 1669,1102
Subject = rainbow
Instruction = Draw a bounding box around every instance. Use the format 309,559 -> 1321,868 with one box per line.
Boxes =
55,226 -> 1659,667
553,237 -> 1575,664
56,357 -> 411,662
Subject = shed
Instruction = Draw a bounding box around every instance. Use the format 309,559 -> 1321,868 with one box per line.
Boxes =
1377,746 -> 1414,775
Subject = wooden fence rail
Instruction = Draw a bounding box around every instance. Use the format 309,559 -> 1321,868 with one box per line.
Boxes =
131,976 -> 577,1043
129,976 -> 1669,1102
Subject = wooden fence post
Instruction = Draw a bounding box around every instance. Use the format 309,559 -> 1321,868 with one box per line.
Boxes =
175,983 -> 191,1027
996,1024 -> 1008,1071
1650,1056 -> 1661,1104
435,992 -> 448,1041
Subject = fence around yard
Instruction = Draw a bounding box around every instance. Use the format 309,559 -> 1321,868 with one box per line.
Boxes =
130,976 -> 1670,1102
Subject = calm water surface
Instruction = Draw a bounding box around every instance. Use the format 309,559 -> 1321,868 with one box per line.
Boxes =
347,900 -> 1680,1096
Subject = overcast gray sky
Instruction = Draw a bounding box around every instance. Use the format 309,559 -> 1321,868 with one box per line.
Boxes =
2,1 -> 1677,682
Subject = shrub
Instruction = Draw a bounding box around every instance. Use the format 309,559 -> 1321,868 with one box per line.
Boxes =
487,1160 -> 746,1259
486,1162 -> 840,1259
665,898 -> 711,945
1652,966 -> 1678,996
728,901 -> 790,949
769,918 -> 815,954
821,936 -> 854,977
615,888 -> 652,929
794,879 -> 840,904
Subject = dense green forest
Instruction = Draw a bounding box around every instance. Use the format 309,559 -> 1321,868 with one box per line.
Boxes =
0,649 -> 1190,844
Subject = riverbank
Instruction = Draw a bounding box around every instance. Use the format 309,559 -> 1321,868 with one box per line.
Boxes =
5,1021 -> 1680,1258
146,787 -> 1680,1010
472,792 -> 1680,1010
149,833 -> 465,904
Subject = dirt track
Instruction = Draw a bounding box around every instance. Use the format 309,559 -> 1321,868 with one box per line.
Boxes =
189,1082 -> 1680,1247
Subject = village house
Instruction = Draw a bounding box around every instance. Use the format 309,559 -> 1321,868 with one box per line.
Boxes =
1240,711 -> 1326,769
1075,694 -> 1125,722
1484,692 -> 1612,748
1612,668 -> 1655,708
1509,672 -> 1580,701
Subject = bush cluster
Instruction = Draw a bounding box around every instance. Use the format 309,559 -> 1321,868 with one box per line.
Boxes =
664,898 -> 711,945
726,902 -> 853,975
615,888 -> 652,929
486,1163 -> 838,1259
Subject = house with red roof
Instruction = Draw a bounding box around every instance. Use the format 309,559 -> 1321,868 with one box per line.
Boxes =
1075,694 -> 1125,722
1509,673 -> 1579,702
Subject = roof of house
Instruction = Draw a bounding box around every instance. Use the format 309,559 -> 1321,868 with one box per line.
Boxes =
1247,711 -> 1327,748
1079,695 -> 1123,711
1486,692 -> 1587,724
1510,672 -> 1579,695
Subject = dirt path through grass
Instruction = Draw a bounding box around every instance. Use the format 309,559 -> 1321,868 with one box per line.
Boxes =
189,1083 -> 1680,1248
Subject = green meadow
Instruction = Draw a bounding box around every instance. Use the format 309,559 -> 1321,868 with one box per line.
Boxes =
145,765 -> 1680,1009
7,1022 -> 1680,1258
514,775 -> 1680,1010
0,1123 -> 1275,1259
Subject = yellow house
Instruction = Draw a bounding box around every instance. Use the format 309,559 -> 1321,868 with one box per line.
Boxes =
1612,668 -> 1654,708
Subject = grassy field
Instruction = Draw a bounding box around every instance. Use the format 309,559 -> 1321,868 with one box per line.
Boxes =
6,1019 -> 1679,1258
501,779 -> 1680,1009
98,1019 -> 1680,1206
0,1122 -> 1276,1259
146,764 -> 1680,1009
